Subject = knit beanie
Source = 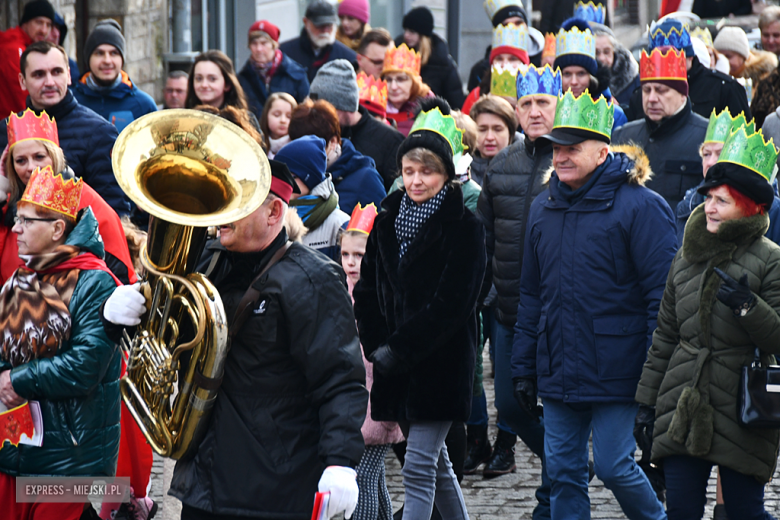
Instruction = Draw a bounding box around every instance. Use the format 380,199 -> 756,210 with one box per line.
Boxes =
554,18 -> 598,76
339,0 -> 370,25
274,135 -> 328,191
403,7 -> 434,37
84,19 -> 126,64
248,20 -> 280,43
20,0 -> 55,25
310,59 -> 360,112
492,5 -> 528,27
714,26 -> 750,60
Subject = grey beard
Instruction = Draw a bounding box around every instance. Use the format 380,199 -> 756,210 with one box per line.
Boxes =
309,30 -> 336,49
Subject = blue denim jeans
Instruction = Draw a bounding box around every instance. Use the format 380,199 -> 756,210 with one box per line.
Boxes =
467,390 -> 489,427
544,399 -> 666,520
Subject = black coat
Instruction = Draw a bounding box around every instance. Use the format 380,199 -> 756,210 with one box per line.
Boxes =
342,105 -> 405,190
238,53 -> 310,120
279,29 -> 357,83
395,34 -> 466,110
168,230 -> 367,518
353,186 -> 486,422
612,98 -> 708,210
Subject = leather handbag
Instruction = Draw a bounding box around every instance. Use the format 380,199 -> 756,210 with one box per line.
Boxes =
738,348 -> 780,428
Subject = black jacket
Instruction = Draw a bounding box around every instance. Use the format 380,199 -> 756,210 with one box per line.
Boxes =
612,98 -> 708,210
168,230 -> 367,518
353,186 -> 486,422
238,53 -> 310,120
395,34 -> 466,110
279,29 -> 357,83
342,105 -> 405,190
625,57 -> 751,123
0,91 -> 130,215
476,136 -> 551,327
692,0 -> 751,18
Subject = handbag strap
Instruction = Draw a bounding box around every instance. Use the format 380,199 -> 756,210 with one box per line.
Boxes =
229,241 -> 292,341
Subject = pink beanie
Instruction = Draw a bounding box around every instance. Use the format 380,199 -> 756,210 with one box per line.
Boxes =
338,0 -> 370,24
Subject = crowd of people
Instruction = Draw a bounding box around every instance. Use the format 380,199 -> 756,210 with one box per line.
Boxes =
2,0 -> 780,520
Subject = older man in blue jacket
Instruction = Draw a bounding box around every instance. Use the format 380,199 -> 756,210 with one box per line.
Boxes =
511,90 -> 676,519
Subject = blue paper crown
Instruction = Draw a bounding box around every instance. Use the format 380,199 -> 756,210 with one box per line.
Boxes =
648,24 -> 692,52
517,64 -> 563,99
573,2 -> 606,24
556,26 -> 596,59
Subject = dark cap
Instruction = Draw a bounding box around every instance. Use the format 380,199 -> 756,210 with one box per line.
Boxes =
538,127 -> 611,147
305,0 -> 339,27
20,0 -> 55,25
697,162 -> 775,208
268,159 -> 301,204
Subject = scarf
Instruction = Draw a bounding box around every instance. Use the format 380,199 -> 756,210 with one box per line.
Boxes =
85,72 -> 123,93
268,134 -> 290,158
251,49 -> 283,87
290,190 -> 339,230
395,185 -> 449,258
556,154 -> 613,206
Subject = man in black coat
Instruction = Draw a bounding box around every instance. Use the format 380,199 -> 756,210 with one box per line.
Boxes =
279,0 -> 357,83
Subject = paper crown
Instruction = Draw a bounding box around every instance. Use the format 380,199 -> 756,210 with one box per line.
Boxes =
542,33 -> 556,59
493,23 -> 528,53
357,72 -> 388,117
554,89 -> 615,139
484,0 -> 522,22
718,126 -> 778,183
382,43 -> 421,77
640,47 -> 687,81
410,107 -> 467,160
517,64 -> 562,99
492,64 -> 520,98
7,109 -> 59,149
704,108 -> 755,144
556,26 -> 595,59
20,165 -> 83,220
648,24 -> 692,52
574,1 -> 606,24
690,26 -> 713,48
346,203 -> 378,235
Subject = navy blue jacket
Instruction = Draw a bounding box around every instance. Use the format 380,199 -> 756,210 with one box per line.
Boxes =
511,147 -> 677,402
73,71 -> 157,133
614,74 -> 640,110
330,139 -> 386,213
238,54 -> 310,120
279,29 -> 357,83
0,92 -> 130,215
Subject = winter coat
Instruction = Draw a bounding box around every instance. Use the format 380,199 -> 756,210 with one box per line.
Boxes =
470,153 -> 491,187
635,205 -> 780,483
394,33 -> 466,110
0,91 -> 129,216
73,71 -> 158,133
742,50 -> 778,100
476,136 -> 552,327
342,105 -> 405,190
752,67 -> 780,129
0,209 -> 121,477
612,98 -> 708,210
0,27 -> 31,118
693,0 -> 751,18
611,44 -> 641,109
353,186 -> 486,422
238,53 -> 310,120
511,145 -> 678,402
386,101 -> 419,137
279,29 -> 358,83
761,106 -> 780,145
169,229 -> 368,517
330,138 -> 386,212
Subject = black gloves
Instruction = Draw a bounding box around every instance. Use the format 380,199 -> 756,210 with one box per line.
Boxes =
714,268 -> 757,316
369,345 -> 403,375
513,377 -> 542,422
634,404 -> 656,455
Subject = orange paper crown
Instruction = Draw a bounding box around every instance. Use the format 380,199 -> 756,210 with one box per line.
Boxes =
542,33 -> 556,59
20,165 -> 83,220
382,43 -> 422,77
357,72 -> 388,118
640,47 -> 687,82
346,203 -> 378,235
7,109 -> 59,149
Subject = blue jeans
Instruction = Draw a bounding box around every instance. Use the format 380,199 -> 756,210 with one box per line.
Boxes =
544,399 -> 666,520
467,390 -> 489,427
495,318 -> 551,519
665,455 -> 777,520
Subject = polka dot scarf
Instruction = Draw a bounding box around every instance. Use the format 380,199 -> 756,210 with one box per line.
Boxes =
395,185 -> 449,258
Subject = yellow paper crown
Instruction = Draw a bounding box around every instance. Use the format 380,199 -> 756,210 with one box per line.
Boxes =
491,64 -> 520,98
20,165 -> 83,220
382,43 -> 421,77
690,26 -> 713,48
556,26 -> 595,59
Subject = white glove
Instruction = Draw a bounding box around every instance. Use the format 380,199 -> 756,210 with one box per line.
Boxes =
318,466 -> 359,519
103,283 -> 147,326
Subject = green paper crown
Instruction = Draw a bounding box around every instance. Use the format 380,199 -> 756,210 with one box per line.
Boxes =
491,64 -> 519,98
410,107 -> 466,159
704,108 -> 755,144
553,89 -> 614,139
718,126 -> 778,183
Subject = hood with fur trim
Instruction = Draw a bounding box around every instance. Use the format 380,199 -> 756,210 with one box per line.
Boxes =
744,49 -> 778,87
542,143 -> 652,186
610,44 -> 640,97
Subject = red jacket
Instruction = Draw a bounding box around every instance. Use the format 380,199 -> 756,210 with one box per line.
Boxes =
0,27 -> 32,118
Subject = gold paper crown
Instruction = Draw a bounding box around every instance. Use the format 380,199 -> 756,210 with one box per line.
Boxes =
492,23 -> 528,52
690,26 -> 713,48
357,72 -> 388,116
491,64 -> 520,98
20,165 -> 83,220
7,108 -> 59,149
382,43 -> 421,77
556,26 -> 595,59
542,33 -> 556,59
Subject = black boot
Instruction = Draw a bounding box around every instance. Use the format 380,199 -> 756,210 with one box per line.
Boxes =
463,424 -> 492,475
482,429 -> 516,478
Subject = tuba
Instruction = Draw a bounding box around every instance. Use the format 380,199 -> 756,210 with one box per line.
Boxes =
112,109 -> 270,459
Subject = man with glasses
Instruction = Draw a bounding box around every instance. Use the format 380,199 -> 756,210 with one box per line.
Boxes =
356,28 -> 393,79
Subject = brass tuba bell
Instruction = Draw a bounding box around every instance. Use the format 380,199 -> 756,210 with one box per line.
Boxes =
112,109 -> 270,459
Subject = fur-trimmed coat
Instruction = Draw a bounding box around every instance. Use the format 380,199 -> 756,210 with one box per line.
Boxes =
636,205 -> 780,482
511,146 -> 678,402
353,185 -> 487,422
611,44 -> 641,108
742,50 -> 778,98
752,66 -> 780,129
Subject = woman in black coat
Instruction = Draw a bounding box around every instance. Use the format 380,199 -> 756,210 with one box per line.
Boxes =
353,98 -> 486,519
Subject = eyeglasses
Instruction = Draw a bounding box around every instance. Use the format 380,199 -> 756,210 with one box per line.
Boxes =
13,216 -> 57,227
359,54 -> 385,67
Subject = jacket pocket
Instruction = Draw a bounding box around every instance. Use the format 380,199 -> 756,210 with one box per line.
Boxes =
606,224 -> 633,285
663,160 -> 703,204
593,314 -> 647,381
537,314 -> 551,376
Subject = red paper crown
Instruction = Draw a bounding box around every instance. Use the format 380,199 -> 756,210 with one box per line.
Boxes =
640,47 -> 687,82
542,33 -> 556,59
7,109 -> 59,149
382,44 -> 422,77
20,165 -> 83,220
346,203 -> 378,235
357,72 -> 388,118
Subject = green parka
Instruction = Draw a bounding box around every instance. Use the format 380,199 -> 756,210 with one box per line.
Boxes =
636,204 -> 780,482
0,208 -> 121,477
